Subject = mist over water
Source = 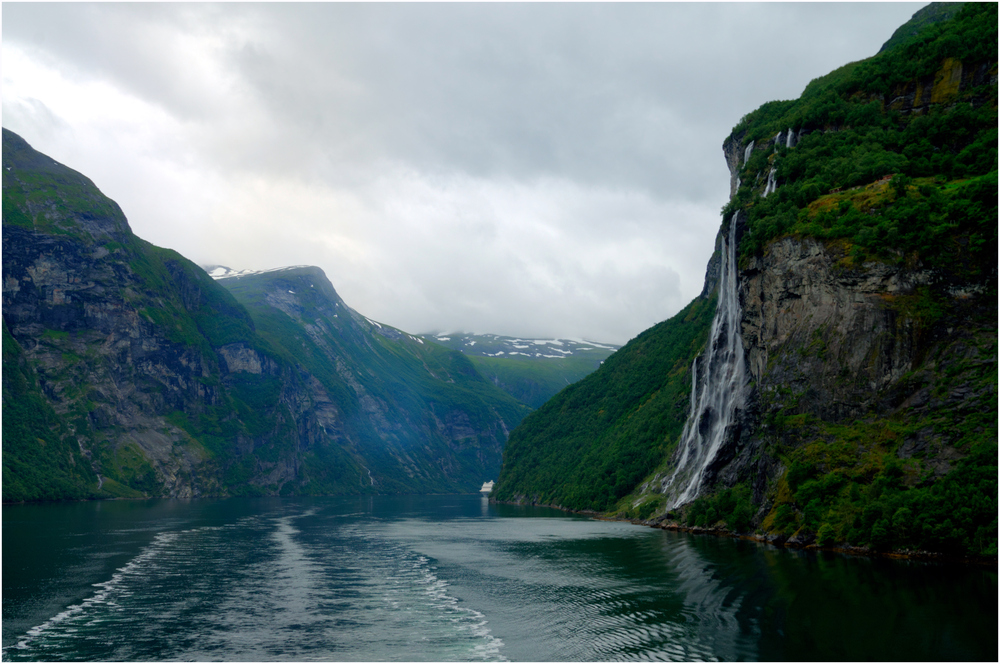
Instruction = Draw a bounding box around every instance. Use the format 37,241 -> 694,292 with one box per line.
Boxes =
3,495 -> 996,661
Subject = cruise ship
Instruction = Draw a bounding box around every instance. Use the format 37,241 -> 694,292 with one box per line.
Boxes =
480,481 -> 495,494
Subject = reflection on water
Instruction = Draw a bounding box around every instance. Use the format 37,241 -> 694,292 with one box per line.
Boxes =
3,495 -> 996,661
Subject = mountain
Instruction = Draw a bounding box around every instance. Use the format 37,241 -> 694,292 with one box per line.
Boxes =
2,129 -> 527,501
213,267 -> 529,494
494,3 -> 997,558
200,274 -> 618,411
423,332 -> 619,408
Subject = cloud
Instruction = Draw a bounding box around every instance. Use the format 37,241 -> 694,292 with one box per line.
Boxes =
2,2 -> 925,343
197,165 -> 715,342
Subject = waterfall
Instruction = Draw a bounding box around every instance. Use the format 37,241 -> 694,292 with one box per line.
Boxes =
661,212 -> 747,509
763,167 -> 778,197
743,141 -> 755,164
785,127 -> 795,149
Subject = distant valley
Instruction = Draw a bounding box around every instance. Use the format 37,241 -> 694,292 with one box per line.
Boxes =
204,265 -> 621,410
421,333 -> 618,409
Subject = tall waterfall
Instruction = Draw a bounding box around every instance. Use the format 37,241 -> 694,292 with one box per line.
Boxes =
661,211 -> 747,509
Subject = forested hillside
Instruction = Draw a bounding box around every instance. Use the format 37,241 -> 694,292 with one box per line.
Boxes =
2,129 -> 526,501
493,3 -> 997,558
218,268 -> 529,494
493,295 -> 716,510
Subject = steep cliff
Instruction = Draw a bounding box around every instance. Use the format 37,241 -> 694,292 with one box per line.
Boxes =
698,3 -> 996,554
3,128 -> 259,499
494,3 -> 997,557
2,129 -> 527,501
217,267 -> 529,494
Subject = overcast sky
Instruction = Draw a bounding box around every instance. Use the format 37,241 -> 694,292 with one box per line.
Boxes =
3,2 -> 924,344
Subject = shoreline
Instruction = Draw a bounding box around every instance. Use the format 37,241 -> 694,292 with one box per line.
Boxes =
493,498 -> 998,568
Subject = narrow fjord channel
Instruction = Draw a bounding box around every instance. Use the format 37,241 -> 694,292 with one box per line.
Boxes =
3,495 -> 995,661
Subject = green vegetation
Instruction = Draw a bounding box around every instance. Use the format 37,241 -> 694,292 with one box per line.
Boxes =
2,128 -> 128,242
1,322 -> 99,502
467,354 -> 609,409
220,268 -> 531,494
773,438 -> 997,556
728,3 -> 997,267
684,484 -> 755,533
877,2 -> 967,55
731,4 -> 996,144
494,295 -> 716,511
96,441 -> 162,497
760,324 -> 998,557
129,239 -> 258,353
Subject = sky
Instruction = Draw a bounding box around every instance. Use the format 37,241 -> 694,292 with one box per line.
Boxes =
2,2 -> 924,344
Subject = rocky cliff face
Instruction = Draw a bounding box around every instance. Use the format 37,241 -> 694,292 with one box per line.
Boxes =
741,237 -> 926,420
2,129 -> 247,498
710,166 -> 993,511
218,266 -> 529,494
2,129 -> 527,501
619,5 -> 996,557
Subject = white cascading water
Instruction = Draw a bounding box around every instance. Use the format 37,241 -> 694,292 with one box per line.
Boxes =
743,141 -> 755,164
763,167 -> 778,197
660,211 -> 747,509
785,128 -> 795,149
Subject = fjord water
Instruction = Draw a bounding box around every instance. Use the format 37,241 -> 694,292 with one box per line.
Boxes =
3,496 -> 995,661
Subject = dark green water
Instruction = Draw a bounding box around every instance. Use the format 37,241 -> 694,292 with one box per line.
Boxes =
2,495 -> 996,661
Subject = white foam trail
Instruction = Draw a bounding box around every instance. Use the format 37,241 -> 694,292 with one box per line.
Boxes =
411,554 -> 506,661
10,533 -> 173,647
4,528 -> 192,656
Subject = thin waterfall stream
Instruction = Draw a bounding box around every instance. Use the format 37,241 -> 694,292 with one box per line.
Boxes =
660,211 -> 747,509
